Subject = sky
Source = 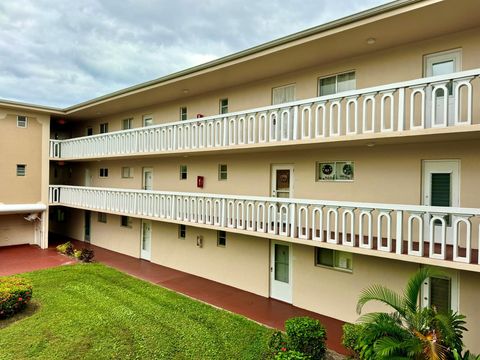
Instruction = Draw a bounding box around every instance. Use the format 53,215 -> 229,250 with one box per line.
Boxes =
0,0 -> 390,108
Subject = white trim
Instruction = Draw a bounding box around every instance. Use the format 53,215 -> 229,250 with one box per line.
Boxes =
271,164 -> 294,198
270,240 -> 293,303
421,267 -> 459,312
0,203 -> 47,214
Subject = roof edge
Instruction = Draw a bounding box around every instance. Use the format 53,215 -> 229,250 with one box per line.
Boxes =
0,98 -> 64,115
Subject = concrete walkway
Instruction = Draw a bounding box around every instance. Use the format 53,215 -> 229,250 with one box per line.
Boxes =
2,238 -> 347,354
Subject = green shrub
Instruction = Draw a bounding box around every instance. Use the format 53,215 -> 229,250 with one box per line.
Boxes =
56,241 -> 73,255
285,317 -> 326,360
73,250 -> 82,259
268,331 -> 289,357
274,349 -> 310,360
0,277 -> 33,319
342,323 -> 363,358
79,249 -> 94,263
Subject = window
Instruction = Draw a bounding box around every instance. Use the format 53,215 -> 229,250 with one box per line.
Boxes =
272,84 -> 295,105
319,71 -> 356,96
122,118 -> 133,130
422,271 -> 458,314
179,165 -> 187,180
178,224 -> 186,239
16,164 -> 26,176
121,167 -> 133,179
86,127 -> 93,136
219,98 -> 229,114
218,164 -> 227,180
100,123 -> 108,134
317,161 -> 354,181
56,208 -> 65,222
180,107 -> 188,121
121,216 -> 132,228
143,115 -> 153,127
99,168 -> 109,178
217,231 -> 226,247
315,248 -> 352,272
17,115 -> 27,128
98,212 -> 107,223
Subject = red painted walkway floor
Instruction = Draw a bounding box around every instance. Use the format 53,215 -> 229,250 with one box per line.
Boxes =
3,237 -> 347,354
0,244 -> 74,276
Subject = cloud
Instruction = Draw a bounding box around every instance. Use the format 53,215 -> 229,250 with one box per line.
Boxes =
0,0 -> 389,107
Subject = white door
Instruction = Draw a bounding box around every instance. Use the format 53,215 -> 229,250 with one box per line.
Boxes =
141,220 -> 152,260
270,241 -> 292,303
424,50 -> 461,127
85,168 -> 92,187
142,168 -> 153,190
271,165 -> 294,198
422,160 -> 460,244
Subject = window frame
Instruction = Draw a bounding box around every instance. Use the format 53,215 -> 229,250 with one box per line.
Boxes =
318,70 -> 356,97
143,115 -> 154,127
178,224 -> 186,239
217,231 -> 227,247
316,161 -> 354,182
99,123 -> 109,134
218,164 -> 228,180
97,212 -> 107,223
120,216 -> 132,228
121,167 -> 133,179
219,98 -> 229,114
122,118 -> 133,130
179,165 -> 187,180
180,107 -> 188,121
271,84 -> 296,105
314,248 -> 353,273
16,164 -> 26,176
99,168 -> 109,178
86,127 -> 93,136
16,115 -> 28,128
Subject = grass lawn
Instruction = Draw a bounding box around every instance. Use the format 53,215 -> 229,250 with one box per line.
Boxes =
0,263 -> 273,360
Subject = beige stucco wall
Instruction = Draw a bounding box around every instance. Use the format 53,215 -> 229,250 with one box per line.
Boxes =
0,215 -> 35,246
150,222 -> 270,296
66,139 -> 480,207
293,245 -> 418,320
68,26 -> 480,137
0,109 -> 50,204
90,212 -> 141,258
459,271 -> 480,353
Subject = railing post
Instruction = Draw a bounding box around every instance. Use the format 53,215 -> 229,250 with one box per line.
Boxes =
289,203 -> 296,238
397,87 -> 405,131
292,106 -> 299,141
221,199 -> 226,227
395,210 -> 403,254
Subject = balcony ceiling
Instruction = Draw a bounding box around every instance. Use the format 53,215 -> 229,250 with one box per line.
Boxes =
64,0 -> 480,120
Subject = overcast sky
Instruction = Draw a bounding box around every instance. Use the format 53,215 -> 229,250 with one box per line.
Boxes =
0,0 -> 390,108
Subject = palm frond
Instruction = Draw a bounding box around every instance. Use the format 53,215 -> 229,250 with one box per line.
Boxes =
357,284 -> 405,315
435,311 -> 467,353
403,267 -> 443,313
374,336 -> 411,358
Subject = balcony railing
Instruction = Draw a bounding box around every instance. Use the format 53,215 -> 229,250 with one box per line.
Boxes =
49,185 -> 480,267
49,69 -> 480,159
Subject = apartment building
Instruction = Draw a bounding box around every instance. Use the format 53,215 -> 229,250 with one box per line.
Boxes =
2,0 -> 480,352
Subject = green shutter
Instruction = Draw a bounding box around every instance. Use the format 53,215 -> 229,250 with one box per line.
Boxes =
431,173 -> 451,207
430,277 -> 451,314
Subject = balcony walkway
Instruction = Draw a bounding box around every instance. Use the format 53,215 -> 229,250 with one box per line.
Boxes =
2,236 -> 347,355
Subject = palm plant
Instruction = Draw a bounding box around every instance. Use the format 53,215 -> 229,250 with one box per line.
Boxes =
355,267 -> 467,360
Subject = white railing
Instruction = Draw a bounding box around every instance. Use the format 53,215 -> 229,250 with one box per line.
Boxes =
49,69 -> 480,159
49,185 -> 480,265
